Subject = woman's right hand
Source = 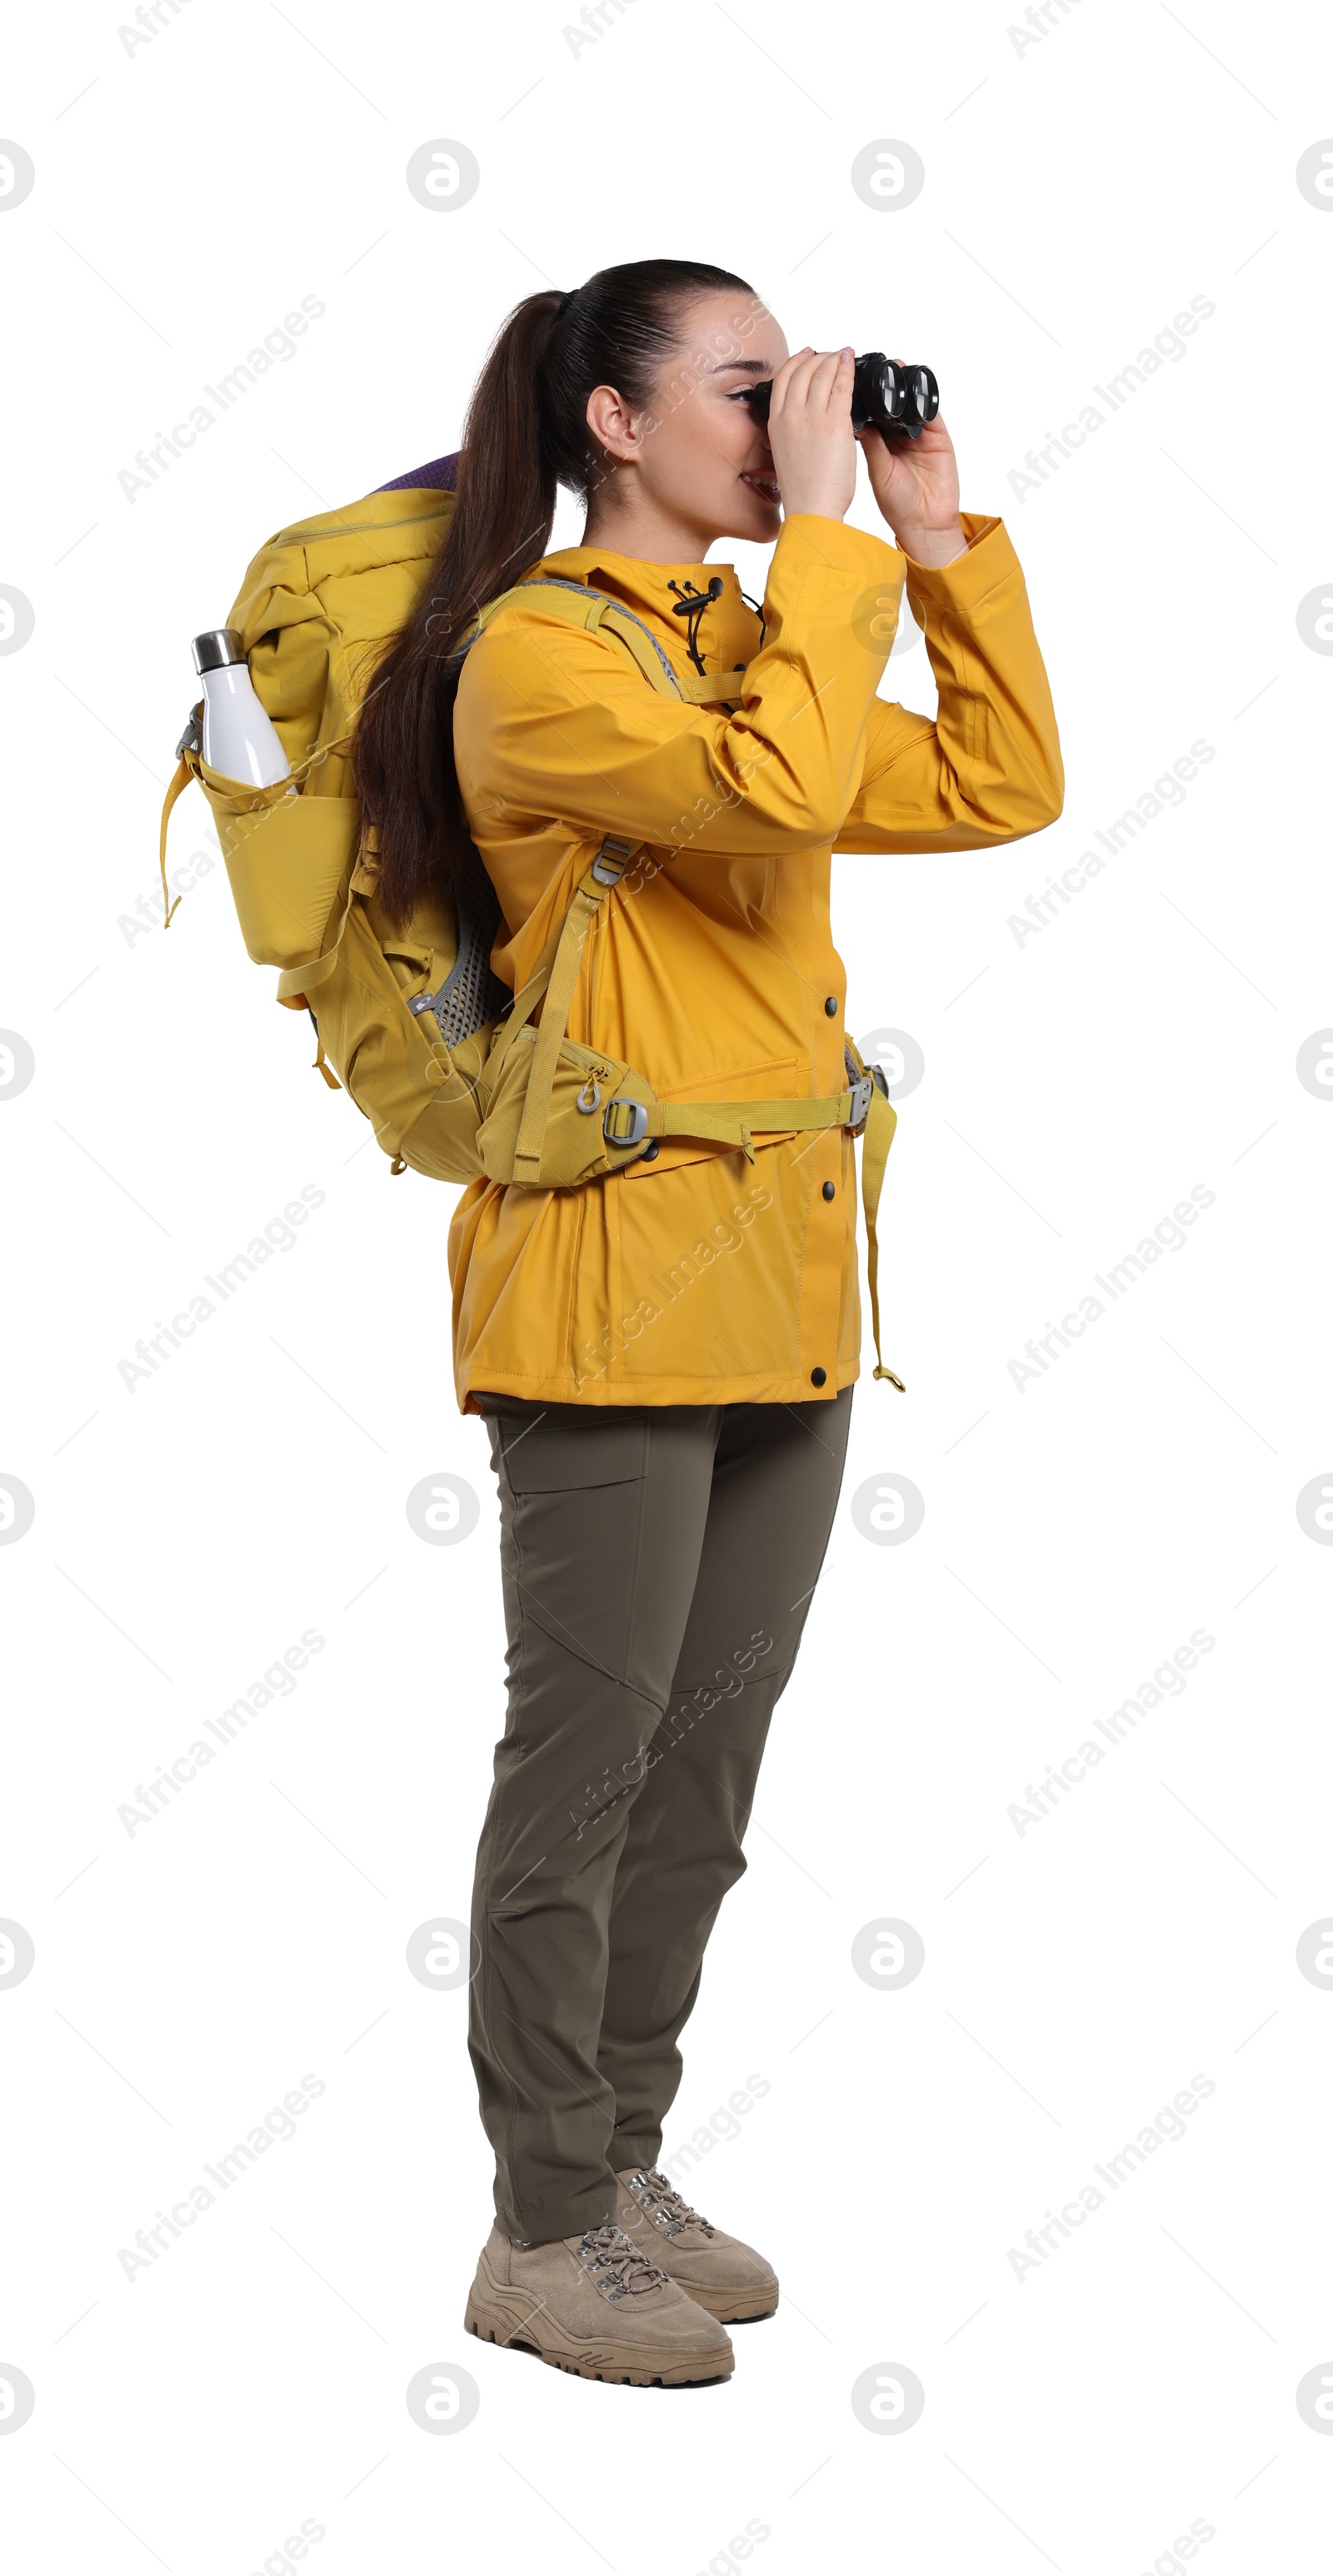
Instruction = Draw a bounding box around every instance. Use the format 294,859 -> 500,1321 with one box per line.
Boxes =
764,346 -> 858,523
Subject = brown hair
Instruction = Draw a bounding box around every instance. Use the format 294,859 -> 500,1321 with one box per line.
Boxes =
352,258 -> 755,929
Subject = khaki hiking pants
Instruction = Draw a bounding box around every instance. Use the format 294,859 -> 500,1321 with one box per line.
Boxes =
469,1388 -> 853,2245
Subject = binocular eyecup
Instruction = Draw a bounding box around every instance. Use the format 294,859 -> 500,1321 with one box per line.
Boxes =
744,352 -> 939,441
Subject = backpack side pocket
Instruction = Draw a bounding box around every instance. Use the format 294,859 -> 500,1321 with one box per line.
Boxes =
197,760 -> 360,970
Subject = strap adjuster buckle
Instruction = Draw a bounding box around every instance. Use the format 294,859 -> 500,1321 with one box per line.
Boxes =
846,1065 -> 889,1134
603,1098 -> 649,1147
592,835 -> 635,884
846,1074 -> 873,1132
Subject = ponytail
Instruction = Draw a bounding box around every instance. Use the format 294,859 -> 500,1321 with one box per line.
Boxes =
353,259 -> 755,929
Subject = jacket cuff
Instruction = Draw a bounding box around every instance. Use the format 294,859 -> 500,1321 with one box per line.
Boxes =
900,512 -> 1019,615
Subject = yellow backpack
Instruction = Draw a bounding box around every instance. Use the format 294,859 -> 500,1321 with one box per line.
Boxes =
158,481 -> 903,1383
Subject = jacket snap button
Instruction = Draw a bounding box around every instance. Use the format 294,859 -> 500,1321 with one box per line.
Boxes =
641,1141 -> 659,1161
822,1179 -> 836,1201
824,995 -> 837,1016
810,1366 -> 827,1387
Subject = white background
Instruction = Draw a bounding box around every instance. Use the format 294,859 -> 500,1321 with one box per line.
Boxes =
2,2 -> 1332,2569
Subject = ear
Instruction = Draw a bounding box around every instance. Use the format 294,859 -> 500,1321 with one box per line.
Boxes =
585,382 -> 645,465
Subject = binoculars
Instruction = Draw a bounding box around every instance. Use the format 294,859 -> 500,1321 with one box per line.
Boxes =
744,352 -> 939,441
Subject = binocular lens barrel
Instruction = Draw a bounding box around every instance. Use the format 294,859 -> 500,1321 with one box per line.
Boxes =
745,352 -> 939,441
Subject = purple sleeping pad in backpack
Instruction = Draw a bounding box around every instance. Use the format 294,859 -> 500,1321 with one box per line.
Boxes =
376,453 -> 460,493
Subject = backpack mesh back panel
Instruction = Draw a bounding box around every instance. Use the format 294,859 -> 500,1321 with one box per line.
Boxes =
410,865 -> 512,1049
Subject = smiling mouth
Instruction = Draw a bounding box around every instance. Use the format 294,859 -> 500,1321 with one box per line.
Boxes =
740,471 -> 781,505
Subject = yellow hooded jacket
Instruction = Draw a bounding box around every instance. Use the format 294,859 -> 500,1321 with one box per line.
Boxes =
449,507 -> 1062,1414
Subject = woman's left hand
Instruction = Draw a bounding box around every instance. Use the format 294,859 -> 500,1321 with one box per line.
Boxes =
858,387 -> 966,567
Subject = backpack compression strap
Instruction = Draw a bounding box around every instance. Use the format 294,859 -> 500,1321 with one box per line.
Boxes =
157,747 -> 195,926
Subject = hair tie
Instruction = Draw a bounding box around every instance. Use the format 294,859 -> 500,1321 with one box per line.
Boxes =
557,288 -> 577,318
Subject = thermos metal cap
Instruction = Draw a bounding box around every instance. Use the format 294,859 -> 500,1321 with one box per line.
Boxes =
191,627 -> 245,674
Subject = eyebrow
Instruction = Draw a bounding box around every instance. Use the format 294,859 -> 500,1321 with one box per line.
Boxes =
704,358 -> 772,376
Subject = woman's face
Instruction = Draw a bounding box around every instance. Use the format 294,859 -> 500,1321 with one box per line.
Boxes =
584,289 -> 791,553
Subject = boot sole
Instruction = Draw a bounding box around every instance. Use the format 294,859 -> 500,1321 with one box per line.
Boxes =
463,2253 -> 734,2387
674,2280 -> 779,2324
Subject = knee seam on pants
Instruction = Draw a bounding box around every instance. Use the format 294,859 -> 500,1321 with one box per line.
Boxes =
669,1662 -> 788,1692
515,1582 -> 665,1704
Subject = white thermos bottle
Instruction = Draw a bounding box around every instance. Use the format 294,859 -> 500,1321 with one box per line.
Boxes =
191,628 -> 292,787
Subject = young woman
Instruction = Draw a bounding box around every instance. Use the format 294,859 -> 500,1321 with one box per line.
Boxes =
356,260 -> 1062,2388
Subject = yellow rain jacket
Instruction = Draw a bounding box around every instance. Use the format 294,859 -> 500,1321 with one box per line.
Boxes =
449,508 -> 1061,1413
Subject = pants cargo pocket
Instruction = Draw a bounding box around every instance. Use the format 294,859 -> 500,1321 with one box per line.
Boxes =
488,1404 -> 652,1693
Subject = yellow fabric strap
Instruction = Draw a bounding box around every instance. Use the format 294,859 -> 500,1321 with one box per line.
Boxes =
644,1091 -> 855,1164
511,841 -> 642,1178
157,755 -> 193,928
312,1032 -> 342,1090
859,1089 -> 903,1388
467,581 -> 722,706
582,598 -> 679,695
481,911 -> 567,1094
672,669 -> 749,704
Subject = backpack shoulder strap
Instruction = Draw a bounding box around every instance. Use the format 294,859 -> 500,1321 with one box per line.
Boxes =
466,577 -> 738,702
508,835 -> 642,1184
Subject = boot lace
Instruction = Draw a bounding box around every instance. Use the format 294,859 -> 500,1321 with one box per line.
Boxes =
624,2167 -> 715,2241
575,2223 -> 672,2300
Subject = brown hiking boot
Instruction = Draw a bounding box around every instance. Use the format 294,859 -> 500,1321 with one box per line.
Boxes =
464,2221 -> 735,2386
614,2167 -> 779,2322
